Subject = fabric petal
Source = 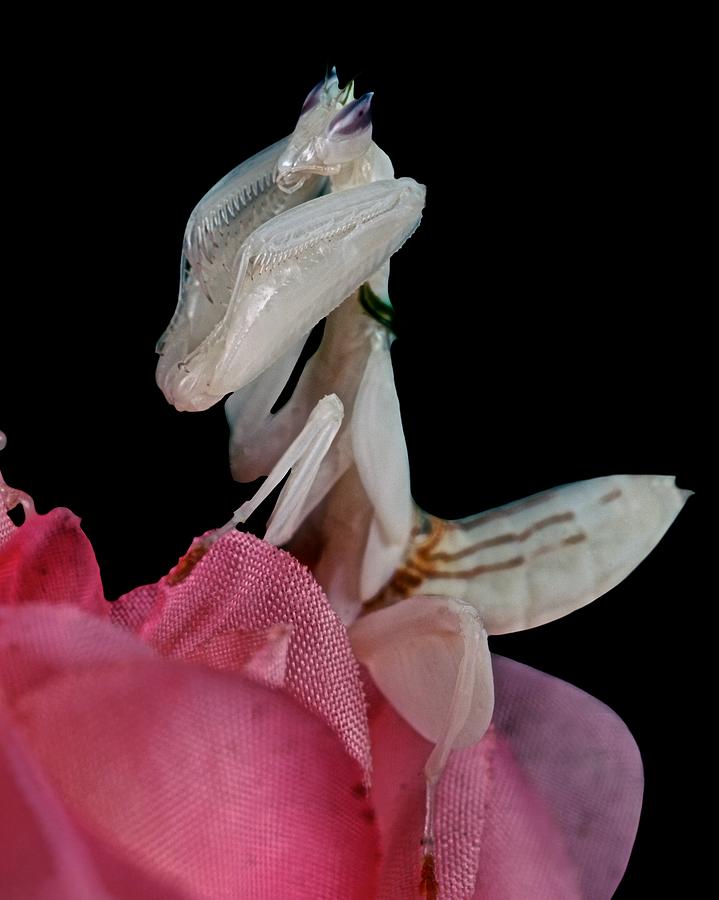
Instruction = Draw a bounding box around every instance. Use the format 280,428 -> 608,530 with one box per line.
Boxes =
111,529 -> 372,780
489,655 -> 643,900
0,603 -> 155,705
368,654 -> 642,899
0,504 -> 15,547
0,509 -> 106,616
1,604 -> 378,900
0,707 -> 190,900
0,706 -> 112,900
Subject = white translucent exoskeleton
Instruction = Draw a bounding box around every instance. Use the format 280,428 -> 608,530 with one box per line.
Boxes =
156,69 -> 422,413
209,393 -> 345,548
158,177 -> 423,412
155,138 -> 325,398
155,70 -> 349,388
348,471 -> 690,863
213,77 -> 691,794
226,295 -> 414,621
220,73 -> 415,622
157,75 -> 692,847
348,475 -> 690,778
351,594 -> 493,782
368,474 -> 691,633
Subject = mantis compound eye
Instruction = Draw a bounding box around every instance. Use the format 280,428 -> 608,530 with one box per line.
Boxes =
322,93 -> 374,165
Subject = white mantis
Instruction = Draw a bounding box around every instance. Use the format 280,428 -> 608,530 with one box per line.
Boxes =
156,69 -> 690,868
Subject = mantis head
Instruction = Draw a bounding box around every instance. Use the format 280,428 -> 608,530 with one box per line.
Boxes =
275,68 -> 374,193
156,72 -> 423,414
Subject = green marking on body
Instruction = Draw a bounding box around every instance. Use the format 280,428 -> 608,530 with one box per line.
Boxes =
359,283 -> 396,334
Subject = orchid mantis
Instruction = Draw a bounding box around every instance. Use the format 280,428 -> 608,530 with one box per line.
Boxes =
156,70 -> 690,868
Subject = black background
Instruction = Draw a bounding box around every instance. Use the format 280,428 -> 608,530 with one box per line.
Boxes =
0,34 -> 702,898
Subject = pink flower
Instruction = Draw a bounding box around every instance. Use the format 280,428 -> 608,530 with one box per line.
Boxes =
1,505 -> 642,899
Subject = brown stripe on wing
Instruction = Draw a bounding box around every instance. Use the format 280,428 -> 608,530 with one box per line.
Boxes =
425,511 -> 576,563
415,555 -> 527,579
600,488 -> 623,504
424,531 -> 518,561
521,530 -> 588,558
361,496 -> 594,614
410,528 -> 588,581
456,489 -> 559,531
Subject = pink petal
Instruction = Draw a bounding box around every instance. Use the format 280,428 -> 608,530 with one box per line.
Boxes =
0,507 -> 14,547
368,655 -> 642,899
0,509 -> 106,616
489,655 -> 643,900
111,530 -> 372,779
0,706 -> 110,900
1,604 -> 378,899
0,603 -> 154,704
0,707 -> 190,899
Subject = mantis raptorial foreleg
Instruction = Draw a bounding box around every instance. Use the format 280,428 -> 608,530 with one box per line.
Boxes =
211,394 -> 344,546
224,337 -> 309,481
156,137 -> 327,396
226,296 -> 368,484
157,68 -> 348,384
159,177 -> 424,413
222,183 -> 412,600
222,77 -> 399,476
157,68 -> 417,417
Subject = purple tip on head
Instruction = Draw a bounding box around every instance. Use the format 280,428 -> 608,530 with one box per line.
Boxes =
301,78 -> 325,114
328,93 -> 374,138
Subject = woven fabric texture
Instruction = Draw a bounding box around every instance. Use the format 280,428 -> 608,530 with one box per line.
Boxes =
110,531 -> 372,780
0,505 -> 643,898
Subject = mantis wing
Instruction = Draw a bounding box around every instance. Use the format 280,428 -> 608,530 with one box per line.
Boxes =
401,476 -> 691,634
